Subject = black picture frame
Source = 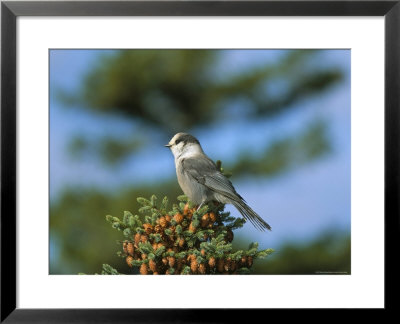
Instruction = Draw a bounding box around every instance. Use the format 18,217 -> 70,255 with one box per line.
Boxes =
1,0 -> 399,321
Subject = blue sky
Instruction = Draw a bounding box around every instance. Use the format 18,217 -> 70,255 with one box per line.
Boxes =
50,49 -> 350,249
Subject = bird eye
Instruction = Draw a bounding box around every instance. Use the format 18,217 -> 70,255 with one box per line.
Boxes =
175,139 -> 182,145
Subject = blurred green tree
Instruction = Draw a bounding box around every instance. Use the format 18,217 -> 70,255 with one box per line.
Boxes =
59,49 -> 341,170
246,231 -> 351,274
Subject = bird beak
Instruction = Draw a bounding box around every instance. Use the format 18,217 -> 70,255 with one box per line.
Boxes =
164,144 -> 172,148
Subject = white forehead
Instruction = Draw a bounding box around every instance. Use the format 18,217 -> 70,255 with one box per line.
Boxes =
169,133 -> 185,143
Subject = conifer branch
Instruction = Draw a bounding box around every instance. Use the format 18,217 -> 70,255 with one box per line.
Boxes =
100,193 -> 273,274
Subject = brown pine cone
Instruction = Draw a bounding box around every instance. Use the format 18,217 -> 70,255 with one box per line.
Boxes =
140,263 -> 148,275
134,233 -> 141,247
201,213 -> 210,228
168,256 -> 176,268
154,224 -> 162,233
140,234 -> 148,244
188,254 -> 196,262
183,203 -> 190,216
190,260 -> 198,274
173,213 -> 184,224
209,212 -> 216,223
188,222 -> 196,233
208,257 -> 216,268
176,259 -> 183,271
165,215 -> 172,222
241,256 -> 247,265
178,238 -> 185,248
201,249 -> 206,257
159,216 -> 167,228
162,257 -> 168,266
153,272 -> 159,275
198,263 -> 206,274
143,223 -> 153,235
126,256 -> 134,267
126,242 -> 135,256
247,256 -> 253,267
217,259 -> 225,273
149,259 -> 157,272
141,253 -> 147,260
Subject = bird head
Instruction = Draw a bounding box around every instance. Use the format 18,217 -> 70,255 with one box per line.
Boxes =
165,133 -> 203,158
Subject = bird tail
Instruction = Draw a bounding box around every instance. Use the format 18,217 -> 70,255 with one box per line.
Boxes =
232,200 -> 271,231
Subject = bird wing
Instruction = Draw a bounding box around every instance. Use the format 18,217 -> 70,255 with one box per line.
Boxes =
181,157 -> 242,202
182,156 -> 271,231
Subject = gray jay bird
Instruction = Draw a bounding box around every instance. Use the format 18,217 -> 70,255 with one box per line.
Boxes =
165,132 -> 271,231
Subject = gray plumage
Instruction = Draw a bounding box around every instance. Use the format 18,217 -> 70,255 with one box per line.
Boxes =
166,132 -> 271,231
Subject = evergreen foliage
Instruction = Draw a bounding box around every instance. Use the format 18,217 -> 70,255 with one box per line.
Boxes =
60,50 -> 340,167
101,194 -> 273,275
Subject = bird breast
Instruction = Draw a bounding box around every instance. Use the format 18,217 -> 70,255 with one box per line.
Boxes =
175,157 -> 206,205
